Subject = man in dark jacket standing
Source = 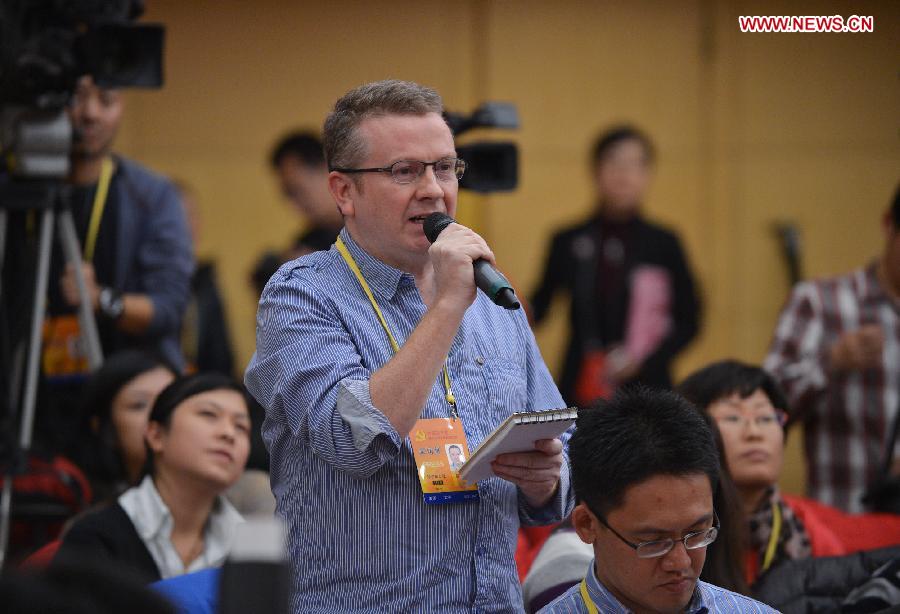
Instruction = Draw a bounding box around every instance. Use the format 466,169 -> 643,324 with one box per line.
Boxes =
38,75 -> 192,451
531,126 -> 700,405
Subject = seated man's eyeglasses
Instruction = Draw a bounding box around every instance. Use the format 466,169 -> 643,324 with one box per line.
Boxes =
331,157 -> 466,184
592,507 -> 719,559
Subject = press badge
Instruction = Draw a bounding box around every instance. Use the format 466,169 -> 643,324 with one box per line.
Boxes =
410,418 -> 479,505
42,315 -> 91,382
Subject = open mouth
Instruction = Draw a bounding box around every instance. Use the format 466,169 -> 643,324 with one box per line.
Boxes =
408,215 -> 430,224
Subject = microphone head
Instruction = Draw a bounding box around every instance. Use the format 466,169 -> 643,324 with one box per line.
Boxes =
423,212 -> 455,243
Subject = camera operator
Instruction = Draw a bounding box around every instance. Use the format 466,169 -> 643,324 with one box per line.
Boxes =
40,75 -> 192,449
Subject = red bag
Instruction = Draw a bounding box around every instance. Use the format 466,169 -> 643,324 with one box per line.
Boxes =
1,454 -> 92,565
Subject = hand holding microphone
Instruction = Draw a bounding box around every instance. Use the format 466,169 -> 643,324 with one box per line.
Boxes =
423,213 -> 520,310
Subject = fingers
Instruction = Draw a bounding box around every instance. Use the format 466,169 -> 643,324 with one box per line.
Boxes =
430,222 -> 495,265
59,262 -> 97,307
492,439 -> 564,480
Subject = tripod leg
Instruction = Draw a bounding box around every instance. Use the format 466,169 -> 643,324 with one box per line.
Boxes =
0,207 -> 54,571
19,208 -> 55,451
57,209 -> 103,370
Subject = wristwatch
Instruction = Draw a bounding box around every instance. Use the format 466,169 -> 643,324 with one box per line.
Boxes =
98,287 -> 125,320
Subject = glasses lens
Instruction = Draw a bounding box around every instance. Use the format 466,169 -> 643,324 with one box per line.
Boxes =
432,158 -> 456,181
684,527 -> 718,550
635,539 -> 674,559
390,161 -> 424,184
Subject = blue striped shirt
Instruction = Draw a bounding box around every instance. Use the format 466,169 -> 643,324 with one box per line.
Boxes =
538,558 -> 779,614
245,229 -> 573,613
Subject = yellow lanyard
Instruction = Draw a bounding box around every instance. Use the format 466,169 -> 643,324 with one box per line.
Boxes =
761,501 -> 782,572
335,237 -> 458,419
579,579 -> 600,614
83,157 -> 114,261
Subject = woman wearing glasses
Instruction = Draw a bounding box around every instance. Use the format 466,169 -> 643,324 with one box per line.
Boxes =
678,360 -> 900,609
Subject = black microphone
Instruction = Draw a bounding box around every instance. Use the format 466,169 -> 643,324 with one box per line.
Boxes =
423,213 -> 520,310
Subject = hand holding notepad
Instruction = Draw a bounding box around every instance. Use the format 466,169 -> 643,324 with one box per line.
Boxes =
458,408 -> 578,483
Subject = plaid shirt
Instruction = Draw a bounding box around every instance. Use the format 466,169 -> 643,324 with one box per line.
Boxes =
764,263 -> 900,512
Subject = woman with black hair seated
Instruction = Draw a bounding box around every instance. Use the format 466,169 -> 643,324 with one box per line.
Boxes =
75,350 -> 177,503
55,373 -> 251,582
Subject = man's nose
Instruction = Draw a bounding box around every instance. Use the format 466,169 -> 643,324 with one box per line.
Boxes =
660,540 -> 692,571
415,166 -> 444,198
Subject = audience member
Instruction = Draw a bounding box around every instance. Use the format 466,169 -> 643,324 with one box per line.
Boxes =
55,373 -> 250,582
678,359 -> 900,587
539,387 -> 774,613
75,350 -> 177,503
249,132 -> 341,297
531,126 -> 700,405
270,130 -> 343,247
245,80 -> 572,612
175,181 -> 234,376
764,185 -> 900,512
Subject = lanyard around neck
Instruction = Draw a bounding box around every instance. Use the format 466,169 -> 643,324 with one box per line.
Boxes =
83,156 -> 114,261
335,236 -> 458,419
761,500 -> 782,572
579,579 -> 600,614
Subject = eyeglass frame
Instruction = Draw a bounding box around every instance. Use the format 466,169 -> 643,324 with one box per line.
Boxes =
591,507 -> 720,559
714,409 -> 788,429
330,157 -> 467,184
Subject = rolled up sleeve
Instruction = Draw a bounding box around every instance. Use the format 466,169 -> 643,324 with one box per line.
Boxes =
245,268 -> 402,479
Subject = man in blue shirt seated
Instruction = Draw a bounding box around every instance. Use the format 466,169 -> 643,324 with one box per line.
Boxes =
245,79 -> 573,612
541,387 -> 776,613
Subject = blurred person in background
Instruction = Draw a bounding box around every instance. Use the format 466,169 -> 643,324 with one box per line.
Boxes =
175,181 -> 234,376
55,373 -> 250,582
249,132 -> 342,297
270,130 -> 343,250
36,74 -> 193,452
76,350 -> 178,503
764,185 -> 900,513
531,125 -> 700,406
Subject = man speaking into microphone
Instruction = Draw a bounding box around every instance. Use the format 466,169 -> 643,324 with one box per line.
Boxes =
245,79 -> 572,613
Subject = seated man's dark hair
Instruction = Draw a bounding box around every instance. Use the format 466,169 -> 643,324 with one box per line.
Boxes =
676,359 -> 789,416
570,386 -> 719,517
270,131 -> 325,168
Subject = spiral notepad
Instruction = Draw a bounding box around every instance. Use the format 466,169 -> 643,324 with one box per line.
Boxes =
459,407 -> 578,483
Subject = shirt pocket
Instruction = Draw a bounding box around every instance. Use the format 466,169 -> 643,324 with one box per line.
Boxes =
481,357 -> 528,416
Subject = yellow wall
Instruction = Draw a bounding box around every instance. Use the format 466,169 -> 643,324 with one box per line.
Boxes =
116,0 -> 900,495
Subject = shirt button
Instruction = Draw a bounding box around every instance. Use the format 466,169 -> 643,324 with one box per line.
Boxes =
475,356 -> 484,366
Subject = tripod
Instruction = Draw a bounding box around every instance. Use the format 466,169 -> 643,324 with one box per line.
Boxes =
0,180 -> 104,570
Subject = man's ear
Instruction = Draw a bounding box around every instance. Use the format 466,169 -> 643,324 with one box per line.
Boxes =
328,171 -> 356,218
572,502 -> 599,545
145,420 -> 165,455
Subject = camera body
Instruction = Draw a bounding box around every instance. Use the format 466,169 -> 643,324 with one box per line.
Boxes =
445,102 -> 519,194
0,0 -> 164,180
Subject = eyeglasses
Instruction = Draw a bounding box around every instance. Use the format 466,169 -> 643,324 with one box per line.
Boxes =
331,157 -> 466,184
716,412 -> 787,429
593,509 -> 719,559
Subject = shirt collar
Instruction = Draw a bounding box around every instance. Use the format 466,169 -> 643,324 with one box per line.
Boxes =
586,558 -> 709,614
119,474 -> 171,541
338,227 -> 412,302
118,475 -> 244,565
